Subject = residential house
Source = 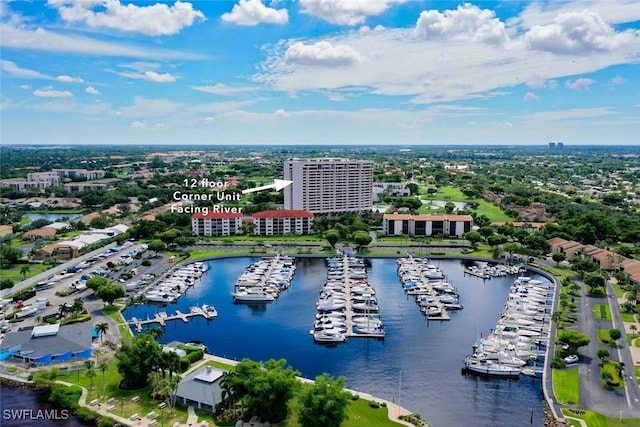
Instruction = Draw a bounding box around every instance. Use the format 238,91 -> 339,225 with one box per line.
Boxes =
23,228 -> 57,241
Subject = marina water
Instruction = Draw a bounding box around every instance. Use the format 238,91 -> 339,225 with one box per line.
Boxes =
123,257 -> 549,427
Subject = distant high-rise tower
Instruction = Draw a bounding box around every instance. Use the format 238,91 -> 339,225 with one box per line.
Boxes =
557,142 -> 564,150
283,158 -> 373,214
549,142 -> 557,150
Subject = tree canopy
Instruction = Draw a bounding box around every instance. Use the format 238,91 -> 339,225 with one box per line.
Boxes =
298,374 -> 351,427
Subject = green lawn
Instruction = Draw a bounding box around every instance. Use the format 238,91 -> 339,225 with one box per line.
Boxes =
278,394 -> 405,427
621,311 -> 636,322
593,304 -> 612,320
101,305 -> 132,339
553,368 -> 580,405
611,283 -> 624,298
601,360 -> 624,389
421,186 -> 513,222
598,329 -> 611,345
562,409 -> 640,427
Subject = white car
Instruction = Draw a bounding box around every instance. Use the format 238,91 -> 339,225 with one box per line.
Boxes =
564,354 -> 579,364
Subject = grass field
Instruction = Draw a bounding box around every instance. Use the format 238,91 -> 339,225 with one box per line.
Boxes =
421,186 -> 513,222
593,304 -> 612,320
562,409 -> 640,427
553,368 -> 580,405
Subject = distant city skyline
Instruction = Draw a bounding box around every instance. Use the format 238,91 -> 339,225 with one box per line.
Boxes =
1,0 -> 639,146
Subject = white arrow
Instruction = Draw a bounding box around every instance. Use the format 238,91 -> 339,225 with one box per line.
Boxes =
242,179 -> 293,194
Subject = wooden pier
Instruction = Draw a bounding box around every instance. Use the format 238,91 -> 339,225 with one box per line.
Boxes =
343,256 -> 385,339
130,307 -> 215,332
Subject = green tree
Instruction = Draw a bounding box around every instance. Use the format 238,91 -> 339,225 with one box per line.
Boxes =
86,276 -> 109,291
97,359 -> 109,394
95,322 -> 109,344
597,349 -> 610,365
298,374 -> 351,427
464,230 -> 483,247
19,265 -> 31,278
552,252 -> 566,266
228,358 -> 300,423
148,240 -> 166,256
94,283 -> 125,305
609,328 -> 622,347
0,278 -> 14,290
557,329 -> 591,351
146,326 -> 165,341
84,359 -> 98,399
352,231 -> 372,252
115,333 -> 163,389
325,229 -> 340,249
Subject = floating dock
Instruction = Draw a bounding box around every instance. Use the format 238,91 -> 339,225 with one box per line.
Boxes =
130,307 -> 215,332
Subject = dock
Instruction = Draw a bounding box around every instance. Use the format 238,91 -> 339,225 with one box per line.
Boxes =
130,307 -> 215,332
341,256 -> 384,339
399,256 -> 450,321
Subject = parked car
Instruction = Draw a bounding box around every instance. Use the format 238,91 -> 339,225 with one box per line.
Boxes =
564,354 -> 579,364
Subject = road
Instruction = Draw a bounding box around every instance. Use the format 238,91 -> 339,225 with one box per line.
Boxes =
567,277 -> 640,418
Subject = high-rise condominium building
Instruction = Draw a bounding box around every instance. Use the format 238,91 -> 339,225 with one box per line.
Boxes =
283,158 -> 374,214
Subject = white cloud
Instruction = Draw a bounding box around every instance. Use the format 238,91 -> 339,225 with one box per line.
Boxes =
57,75 -> 84,83
85,86 -> 100,95
524,9 -> 639,54
143,71 -> 177,83
518,107 -> 617,121
190,83 -> 255,96
131,121 -> 148,129
415,3 -> 508,45
117,70 -> 177,82
610,75 -> 627,85
1,60 -> 51,79
0,24 -> 206,60
221,0 -> 288,26
300,0 -> 406,25
524,92 -> 539,101
565,78 -> 595,90
33,87 -> 73,97
20,84 -> 31,90
118,96 -> 184,118
47,0 -> 206,36
284,41 -> 363,67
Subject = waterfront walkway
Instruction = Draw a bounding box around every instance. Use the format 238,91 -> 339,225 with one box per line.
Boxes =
2,352 -> 419,427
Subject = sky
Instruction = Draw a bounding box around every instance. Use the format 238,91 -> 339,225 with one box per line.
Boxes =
1,0 -> 639,146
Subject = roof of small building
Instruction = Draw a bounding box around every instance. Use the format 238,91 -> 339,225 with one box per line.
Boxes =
548,237 -> 569,246
23,228 -> 57,238
1,323 -> 92,359
175,365 -> 225,408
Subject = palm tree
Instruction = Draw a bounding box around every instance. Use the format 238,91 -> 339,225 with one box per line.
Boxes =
146,326 -> 164,341
147,370 -> 164,400
71,298 -> 84,316
58,303 -> 70,318
95,322 -> 109,344
165,375 -> 181,415
97,359 -> 109,394
84,359 -> 98,399
19,265 -> 31,279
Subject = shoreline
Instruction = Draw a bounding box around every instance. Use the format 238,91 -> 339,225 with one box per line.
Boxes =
1,352 -> 421,427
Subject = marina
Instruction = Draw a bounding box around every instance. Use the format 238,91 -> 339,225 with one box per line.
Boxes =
397,256 -> 455,320
312,256 -> 385,343
122,257 -> 549,427
140,262 -> 209,304
232,254 -> 296,303
463,261 -> 528,280
463,276 -> 554,378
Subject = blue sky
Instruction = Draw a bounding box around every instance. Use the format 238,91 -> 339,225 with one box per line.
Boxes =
1,0 -> 639,145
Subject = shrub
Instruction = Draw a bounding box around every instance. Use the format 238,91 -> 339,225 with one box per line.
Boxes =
76,407 -> 98,423
369,400 -> 380,408
98,417 -> 118,427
